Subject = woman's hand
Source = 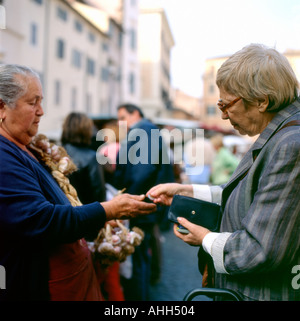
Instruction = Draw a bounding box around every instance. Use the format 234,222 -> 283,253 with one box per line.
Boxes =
146,183 -> 193,206
173,217 -> 210,246
101,193 -> 157,221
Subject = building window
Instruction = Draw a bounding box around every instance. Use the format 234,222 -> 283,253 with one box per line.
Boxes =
119,32 -> 123,49
108,21 -> 113,38
161,88 -> 171,109
129,72 -> 135,94
130,29 -> 136,50
86,94 -> 92,113
37,72 -> 44,89
161,62 -> 170,81
57,39 -> 65,59
57,7 -> 67,21
72,49 -> 82,69
74,20 -> 83,33
71,87 -> 77,110
102,42 -> 109,52
209,84 -> 215,94
101,67 -> 109,82
88,31 -> 95,43
54,80 -> 61,106
30,23 -> 38,46
86,58 -> 95,76
0,4 -> 5,29
207,105 -> 216,115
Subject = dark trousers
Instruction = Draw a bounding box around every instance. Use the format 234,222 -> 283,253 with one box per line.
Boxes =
121,230 -> 151,301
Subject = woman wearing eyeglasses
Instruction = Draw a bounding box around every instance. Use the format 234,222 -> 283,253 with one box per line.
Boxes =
147,43 -> 300,301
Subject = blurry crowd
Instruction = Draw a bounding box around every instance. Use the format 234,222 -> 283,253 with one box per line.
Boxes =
183,132 -> 241,186
56,106 -> 241,301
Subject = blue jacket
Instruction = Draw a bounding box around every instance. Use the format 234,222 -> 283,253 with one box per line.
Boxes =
113,119 -> 175,227
0,136 -> 106,300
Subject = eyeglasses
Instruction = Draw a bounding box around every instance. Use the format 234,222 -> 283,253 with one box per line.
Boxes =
217,97 -> 242,113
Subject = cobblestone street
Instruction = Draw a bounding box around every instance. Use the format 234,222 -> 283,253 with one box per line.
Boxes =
148,227 -> 211,301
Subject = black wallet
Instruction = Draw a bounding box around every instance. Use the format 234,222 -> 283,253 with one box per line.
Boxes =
168,194 -> 222,232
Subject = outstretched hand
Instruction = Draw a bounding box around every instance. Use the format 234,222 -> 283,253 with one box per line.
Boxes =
101,193 -> 157,221
146,183 -> 193,206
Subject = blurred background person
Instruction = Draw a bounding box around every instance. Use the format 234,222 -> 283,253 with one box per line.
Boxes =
209,133 -> 239,185
61,112 -> 106,204
97,119 -> 121,186
184,133 -> 215,185
113,103 -> 175,300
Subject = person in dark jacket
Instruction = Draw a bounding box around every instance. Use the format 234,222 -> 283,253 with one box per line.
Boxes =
0,64 -> 156,301
113,103 -> 175,300
61,112 -> 106,204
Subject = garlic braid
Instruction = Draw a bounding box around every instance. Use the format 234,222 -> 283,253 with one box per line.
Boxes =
28,134 -> 82,207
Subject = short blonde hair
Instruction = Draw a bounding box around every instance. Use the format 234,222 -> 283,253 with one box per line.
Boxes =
216,44 -> 299,111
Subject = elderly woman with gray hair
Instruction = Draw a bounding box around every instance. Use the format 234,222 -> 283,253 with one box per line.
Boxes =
0,64 -> 156,300
148,44 -> 300,301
